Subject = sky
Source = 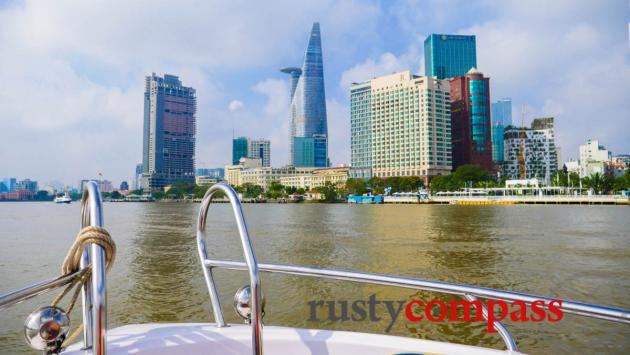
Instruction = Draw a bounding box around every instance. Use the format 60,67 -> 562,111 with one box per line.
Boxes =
0,0 -> 629,187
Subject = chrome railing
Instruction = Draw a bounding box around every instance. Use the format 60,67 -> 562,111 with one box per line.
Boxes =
197,183 -> 630,355
0,181 -> 107,354
198,182 -> 263,355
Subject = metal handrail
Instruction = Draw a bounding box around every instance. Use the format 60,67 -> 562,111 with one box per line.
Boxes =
197,182 -> 263,355
204,259 -> 630,320
197,184 -> 630,354
0,181 -> 107,354
81,181 -> 108,354
0,269 -> 88,311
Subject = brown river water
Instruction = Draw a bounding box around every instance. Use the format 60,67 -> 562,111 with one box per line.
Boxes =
1,202 -> 629,354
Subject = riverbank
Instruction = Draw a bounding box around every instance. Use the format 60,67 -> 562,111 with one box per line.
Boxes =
99,194 -> 630,205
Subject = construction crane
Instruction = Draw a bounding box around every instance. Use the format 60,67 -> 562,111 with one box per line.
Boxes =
518,104 -> 526,179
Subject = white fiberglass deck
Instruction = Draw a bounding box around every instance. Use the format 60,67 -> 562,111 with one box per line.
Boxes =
64,323 -> 523,355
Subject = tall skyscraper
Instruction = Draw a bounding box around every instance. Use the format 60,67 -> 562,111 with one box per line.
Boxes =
449,68 -> 493,171
350,71 -> 452,182
248,139 -> 271,167
232,137 -> 249,165
504,117 -> 558,183
491,98 -> 512,163
142,73 -> 196,190
424,34 -> 477,79
281,22 -> 329,168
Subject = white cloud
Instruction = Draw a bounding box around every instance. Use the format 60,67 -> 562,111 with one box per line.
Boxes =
228,100 -> 244,112
339,45 -> 422,91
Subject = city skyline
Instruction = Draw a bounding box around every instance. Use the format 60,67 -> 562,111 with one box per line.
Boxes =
1,1 -> 628,186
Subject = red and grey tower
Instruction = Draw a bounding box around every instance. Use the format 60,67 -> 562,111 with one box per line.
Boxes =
449,68 -> 493,171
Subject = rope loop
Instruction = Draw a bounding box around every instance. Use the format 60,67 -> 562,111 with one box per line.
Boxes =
51,226 -> 116,349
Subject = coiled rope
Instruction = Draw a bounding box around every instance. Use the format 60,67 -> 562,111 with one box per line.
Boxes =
51,226 -> 116,349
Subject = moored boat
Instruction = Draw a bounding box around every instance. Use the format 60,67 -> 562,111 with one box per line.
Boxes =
54,192 -> 72,204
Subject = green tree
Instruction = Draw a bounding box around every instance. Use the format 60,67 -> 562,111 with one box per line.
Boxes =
452,164 -> 491,187
314,181 -> 338,202
614,170 -> 630,192
193,184 -> 210,199
582,172 -> 614,194
237,183 -> 264,199
165,182 -> 196,199
429,174 -> 462,193
110,191 -> 122,199
345,178 -> 368,195
266,180 -> 286,199
368,177 -> 386,194
34,190 -> 52,201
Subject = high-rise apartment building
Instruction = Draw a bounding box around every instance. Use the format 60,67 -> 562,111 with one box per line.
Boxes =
232,137 -> 271,167
232,137 -> 249,165
248,139 -> 271,167
449,68 -> 493,171
424,34 -> 477,79
578,139 -> 612,178
491,98 -> 512,163
350,71 -> 452,182
141,73 -> 196,190
503,117 -> 558,183
281,22 -> 329,168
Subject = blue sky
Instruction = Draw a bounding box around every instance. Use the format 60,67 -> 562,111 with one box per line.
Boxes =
0,0 -> 628,186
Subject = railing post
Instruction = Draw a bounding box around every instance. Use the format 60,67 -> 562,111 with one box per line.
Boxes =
464,294 -> 517,352
81,181 -> 107,354
197,183 -> 263,355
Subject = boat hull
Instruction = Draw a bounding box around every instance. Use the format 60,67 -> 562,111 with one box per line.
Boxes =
63,323 -> 523,355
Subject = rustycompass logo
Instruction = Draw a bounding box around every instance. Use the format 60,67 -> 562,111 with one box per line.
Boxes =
308,294 -> 563,333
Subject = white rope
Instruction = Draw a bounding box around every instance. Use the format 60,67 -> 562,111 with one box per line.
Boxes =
51,226 -> 116,349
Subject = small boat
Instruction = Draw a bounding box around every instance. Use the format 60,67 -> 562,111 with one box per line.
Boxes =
54,192 -> 72,204
1,181 -> 629,355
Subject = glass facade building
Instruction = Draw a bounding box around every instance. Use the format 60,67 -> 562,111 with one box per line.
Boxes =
424,34 -> 477,79
491,98 -> 512,162
293,135 -> 327,168
232,137 -> 271,167
350,82 -> 372,178
142,73 -> 196,190
232,137 -> 249,165
281,22 -> 329,167
449,68 -> 493,171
